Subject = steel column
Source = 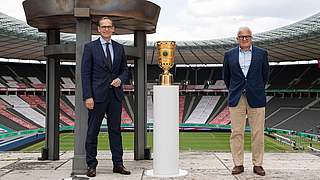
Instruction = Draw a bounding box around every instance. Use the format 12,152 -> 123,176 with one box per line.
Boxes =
42,30 -> 60,160
134,31 -> 149,160
72,17 -> 92,175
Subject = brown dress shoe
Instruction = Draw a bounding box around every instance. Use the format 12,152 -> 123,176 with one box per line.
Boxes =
253,166 -> 265,176
113,165 -> 131,175
232,165 -> 244,175
86,167 -> 96,177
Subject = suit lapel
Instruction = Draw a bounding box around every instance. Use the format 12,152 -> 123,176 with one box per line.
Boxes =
246,46 -> 256,78
111,40 -> 119,71
234,47 -> 245,78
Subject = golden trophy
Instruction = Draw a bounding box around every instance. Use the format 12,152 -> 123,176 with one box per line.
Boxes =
156,41 -> 176,85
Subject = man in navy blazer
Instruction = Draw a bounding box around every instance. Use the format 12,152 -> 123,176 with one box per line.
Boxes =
81,17 -> 130,177
223,27 -> 269,176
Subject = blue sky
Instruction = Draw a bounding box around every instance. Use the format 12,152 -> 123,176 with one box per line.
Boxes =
1,0 -> 320,41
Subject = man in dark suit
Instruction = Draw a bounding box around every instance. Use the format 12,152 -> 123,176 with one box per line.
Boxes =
81,17 -> 130,177
223,27 -> 269,176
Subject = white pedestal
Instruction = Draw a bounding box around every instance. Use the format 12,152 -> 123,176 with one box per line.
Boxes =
145,85 -> 188,177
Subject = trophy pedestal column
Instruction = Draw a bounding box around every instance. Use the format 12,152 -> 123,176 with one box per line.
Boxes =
145,85 -> 187,177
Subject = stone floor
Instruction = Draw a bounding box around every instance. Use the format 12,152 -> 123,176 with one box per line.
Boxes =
0,151 -> 320,180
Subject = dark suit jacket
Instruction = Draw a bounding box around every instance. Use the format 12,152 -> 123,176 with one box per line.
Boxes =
223,45 -> 269,108
81,39 -> 128,103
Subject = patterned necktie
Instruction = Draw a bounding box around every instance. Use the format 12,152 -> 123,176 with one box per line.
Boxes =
105,42 -> 112,69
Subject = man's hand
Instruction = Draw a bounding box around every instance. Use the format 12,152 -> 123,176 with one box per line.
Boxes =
111,78 -> 121,87
85,98 -> 94,110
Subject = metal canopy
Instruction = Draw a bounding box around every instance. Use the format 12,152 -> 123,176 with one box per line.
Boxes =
1,11 -> 320,64
22,0 -> 160,35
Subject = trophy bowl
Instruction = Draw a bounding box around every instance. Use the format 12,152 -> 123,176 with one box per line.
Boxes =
156,41 -> 176,85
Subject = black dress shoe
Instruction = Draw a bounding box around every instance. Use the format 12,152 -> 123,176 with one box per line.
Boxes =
86,167 -> 96,177
232,165 -> 244,175
113,165 -> 131,175
253,166 -> 265,176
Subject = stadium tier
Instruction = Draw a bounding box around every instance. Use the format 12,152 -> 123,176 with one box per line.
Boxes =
0,62 -> 319,135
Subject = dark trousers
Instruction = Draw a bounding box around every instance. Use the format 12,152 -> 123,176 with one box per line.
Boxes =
85,90 -> 123,168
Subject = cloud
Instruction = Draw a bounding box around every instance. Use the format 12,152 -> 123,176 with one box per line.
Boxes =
146,1 -> 297,41
149,15 -> 291,41
145,0 -> 320,41
0,0 -> 25,21
1,0 -> 320,41
186,0 -> 320,19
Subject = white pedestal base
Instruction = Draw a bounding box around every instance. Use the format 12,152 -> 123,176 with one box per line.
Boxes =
144,86 -> 187,178
144,169 -> 188,177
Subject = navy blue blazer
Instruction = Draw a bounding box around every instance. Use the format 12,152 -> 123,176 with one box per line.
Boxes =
81,39 -> 128,103
223,45 -> 269,108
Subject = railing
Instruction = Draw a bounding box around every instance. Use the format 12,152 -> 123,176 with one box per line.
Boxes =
265,127 -> 319,140
0,124 -> 14,133
272,133 -> 296,147
266,89 -> 320,93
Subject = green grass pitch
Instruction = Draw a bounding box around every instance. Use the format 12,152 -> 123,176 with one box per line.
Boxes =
21,132 -> 296,152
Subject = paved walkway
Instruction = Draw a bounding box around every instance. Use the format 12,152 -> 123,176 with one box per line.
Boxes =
0,151 -> 320,179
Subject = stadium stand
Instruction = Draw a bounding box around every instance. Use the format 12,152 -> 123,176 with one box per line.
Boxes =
210,107 -> 231,125
0,64 -> 16,80
0,98 -> 39,130
60,99 -> 76,120
266,108 -> 301,127
265,96 -> 315,117
208,80 -> 226,90
288,65 -> 320,89
183,95 -> 201,122
147,95 -> 153,123
268,65 -> 309,89
27,77 -> 46,89
0,82 -> 6,88
275,109 -> 320,133
65,95 -> 75,106
185,96 -> 220,124
0,112 -> 28,131
19,95 -> 74,126
123,95 -> 134,120
0,62 -> 318,135
0,95 -> 45,127
121,107 -> 133,124
179,96 -> 185,123
311,100 -> 320,108
175,68 -> 187,83
61,77 -> 75,89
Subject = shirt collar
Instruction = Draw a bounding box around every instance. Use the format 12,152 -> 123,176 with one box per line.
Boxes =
99,37 -> 112,45
239,45 -> 252,53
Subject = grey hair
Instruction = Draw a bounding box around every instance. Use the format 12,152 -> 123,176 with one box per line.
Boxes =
237,27 -> 252,36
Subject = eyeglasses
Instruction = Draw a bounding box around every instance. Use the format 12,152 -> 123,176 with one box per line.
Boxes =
238,35 -> 252,40
99,25 -> 113,30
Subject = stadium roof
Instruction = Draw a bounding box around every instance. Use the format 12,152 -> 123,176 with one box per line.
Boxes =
1,11 -> 320,64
